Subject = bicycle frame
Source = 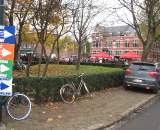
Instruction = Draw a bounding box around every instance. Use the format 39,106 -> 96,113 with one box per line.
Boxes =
71,77 -> 88,96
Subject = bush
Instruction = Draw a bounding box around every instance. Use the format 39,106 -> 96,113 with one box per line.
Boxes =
13,70 -> 124,103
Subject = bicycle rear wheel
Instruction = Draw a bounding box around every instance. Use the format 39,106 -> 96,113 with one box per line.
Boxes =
60,84 -> 75,104
7,93 -> 32,120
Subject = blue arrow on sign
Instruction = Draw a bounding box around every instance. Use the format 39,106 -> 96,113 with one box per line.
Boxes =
0,82 -> 10,90
0,26 -> 16,44
4,26 -> 16,44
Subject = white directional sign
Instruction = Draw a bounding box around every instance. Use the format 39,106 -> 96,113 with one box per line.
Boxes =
0,79 -> 12,96
4,30 -> 13,39
1,48 -> 11,57
0,25 -> 16,96
0,64 -> 9,73
0,25 -> 16,44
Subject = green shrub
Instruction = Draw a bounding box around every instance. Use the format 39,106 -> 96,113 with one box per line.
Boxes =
13,70 -> 124,103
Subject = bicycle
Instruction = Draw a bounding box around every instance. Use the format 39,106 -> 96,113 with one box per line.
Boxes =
0,84 -> 32,121
60,73 -> 92,103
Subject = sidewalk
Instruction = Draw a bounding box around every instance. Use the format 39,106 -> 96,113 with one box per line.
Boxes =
5,87 -> 156,130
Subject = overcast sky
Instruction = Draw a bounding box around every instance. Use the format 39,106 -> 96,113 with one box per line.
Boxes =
92,0 -> 133,27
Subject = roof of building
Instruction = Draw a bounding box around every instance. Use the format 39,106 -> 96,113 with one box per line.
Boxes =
98,25 -> 136,36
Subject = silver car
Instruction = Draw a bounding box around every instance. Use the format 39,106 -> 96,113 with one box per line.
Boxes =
124,61 -> 160,93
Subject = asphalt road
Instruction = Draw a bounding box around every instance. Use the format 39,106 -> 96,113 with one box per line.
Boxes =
109,98 -> 160,130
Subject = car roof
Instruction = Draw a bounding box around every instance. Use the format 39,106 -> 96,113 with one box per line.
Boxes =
131,61 -> 158,66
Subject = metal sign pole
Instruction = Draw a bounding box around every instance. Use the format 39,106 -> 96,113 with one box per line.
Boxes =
0,0 -> 5,129
0,0 -> 4,24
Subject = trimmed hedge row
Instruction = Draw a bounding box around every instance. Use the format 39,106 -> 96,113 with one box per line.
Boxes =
13,70 -> 124,103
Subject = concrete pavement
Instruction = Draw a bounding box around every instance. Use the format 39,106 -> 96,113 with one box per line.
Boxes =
4,87 -> 157,130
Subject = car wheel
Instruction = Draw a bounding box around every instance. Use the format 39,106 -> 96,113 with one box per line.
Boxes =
123,83 -> 130,90
152,88 -> 159,94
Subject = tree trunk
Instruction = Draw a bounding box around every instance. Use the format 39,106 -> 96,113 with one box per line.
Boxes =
141,34 -> 155,61
76,41 -> 82,70
14,24 -> 23,61
42,39 -> 57,77
56,40 -> 60,64
25,43 -> 39,77
38,46 -> 43,77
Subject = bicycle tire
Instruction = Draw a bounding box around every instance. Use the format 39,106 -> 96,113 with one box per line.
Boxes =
7,93 -> 32,121
60,84 -> 75,104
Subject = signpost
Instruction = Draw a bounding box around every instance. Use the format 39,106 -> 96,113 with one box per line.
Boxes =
0,25 -> 15,129
0,25 -> 15,97
0,0 -> 16,128
0,0 -> 4,25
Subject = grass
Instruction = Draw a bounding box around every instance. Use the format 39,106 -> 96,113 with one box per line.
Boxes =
27,64 -> 122,77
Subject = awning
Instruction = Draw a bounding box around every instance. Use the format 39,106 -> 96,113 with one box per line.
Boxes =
120,51 -> 141,59
95,52 -> 112,59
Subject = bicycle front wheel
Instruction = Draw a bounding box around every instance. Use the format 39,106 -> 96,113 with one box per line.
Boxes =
60,84 -> 75,104
7,93 -> 32,121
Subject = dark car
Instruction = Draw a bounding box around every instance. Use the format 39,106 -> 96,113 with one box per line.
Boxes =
124,61 -> 160,93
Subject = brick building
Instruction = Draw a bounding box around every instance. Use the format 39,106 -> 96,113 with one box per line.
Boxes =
91,24 -> 143,57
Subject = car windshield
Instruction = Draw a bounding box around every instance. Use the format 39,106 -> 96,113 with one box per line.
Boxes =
130,63 -> 156,71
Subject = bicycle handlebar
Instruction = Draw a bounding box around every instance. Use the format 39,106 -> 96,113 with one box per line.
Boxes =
79,73 -> 85,77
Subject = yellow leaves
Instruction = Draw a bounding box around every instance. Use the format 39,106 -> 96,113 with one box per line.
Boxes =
49,15 -> 61,25
46,118 -> 54,123
57,115 -> 62,119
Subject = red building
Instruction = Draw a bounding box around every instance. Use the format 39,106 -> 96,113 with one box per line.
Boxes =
91,24 -> 143,57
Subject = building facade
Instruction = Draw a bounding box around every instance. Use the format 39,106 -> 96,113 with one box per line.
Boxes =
91,24 -> 143,57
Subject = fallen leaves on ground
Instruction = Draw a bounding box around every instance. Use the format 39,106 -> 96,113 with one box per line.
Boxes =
46,118 -> 54,123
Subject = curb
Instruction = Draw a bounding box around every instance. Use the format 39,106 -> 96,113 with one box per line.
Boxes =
87,94 -> 158,130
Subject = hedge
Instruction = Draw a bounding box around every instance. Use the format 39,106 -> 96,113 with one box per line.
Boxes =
13,70 -> 124,103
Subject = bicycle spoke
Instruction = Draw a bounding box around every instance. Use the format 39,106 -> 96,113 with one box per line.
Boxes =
60,84 -> 75,103
7,93 -> 31,120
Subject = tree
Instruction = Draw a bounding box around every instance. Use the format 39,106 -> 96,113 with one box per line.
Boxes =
69,0 -> 102,70
31,0 -> 61,77
116,0 -> 160,61
58,35 -> 77,58
7,0 -> 33,60
21,24 -> 38,44
53,4 -> 73,64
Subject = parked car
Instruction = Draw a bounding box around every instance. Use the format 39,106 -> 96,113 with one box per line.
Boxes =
124,61 -> 160,93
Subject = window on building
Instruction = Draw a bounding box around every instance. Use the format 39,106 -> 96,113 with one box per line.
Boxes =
108,41 -> 112,47
115,51 -> 121,55
96,33 -> 99,37
125,41 -> 129,48
109,50 -> 112,55
120,32 -> 124,36
95,41 -> 101,48
133,40 -> 139,47
134,51 -> 139,55
96,42 -> 99,48
115,41 -> 120,48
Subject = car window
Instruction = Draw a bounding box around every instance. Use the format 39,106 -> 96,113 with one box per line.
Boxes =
129,63 -> 156,71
